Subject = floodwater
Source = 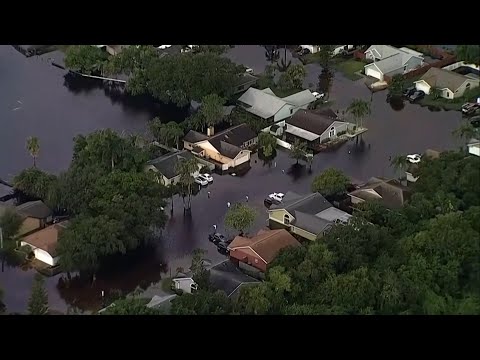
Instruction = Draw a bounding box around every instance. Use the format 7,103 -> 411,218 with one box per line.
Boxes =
0,45 -> 463,313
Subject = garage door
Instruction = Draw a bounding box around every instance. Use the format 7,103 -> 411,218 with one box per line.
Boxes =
365,66 -> 383,81
415,82 -> 431,95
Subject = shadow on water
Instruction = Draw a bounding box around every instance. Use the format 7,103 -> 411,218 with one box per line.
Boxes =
387,95 -> 406,112
56,245 -> 164,311
63,73 -> 189,122
287,163 -> 307,182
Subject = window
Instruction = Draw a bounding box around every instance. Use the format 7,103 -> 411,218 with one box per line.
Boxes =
466,83 -> 471,90
404,65 -> 407,72
290,108 -> 293,114
446,92 -> 449,98
284,214 -> 290,225
329,126 -> 336,138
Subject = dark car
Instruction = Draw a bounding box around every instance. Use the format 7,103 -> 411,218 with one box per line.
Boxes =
462,102 -> 480,116
470,116 -> 480,128
408,90 -> 425,102
216,241 -> 230,255
208,233 -> 226,245
402,86 -> 416,98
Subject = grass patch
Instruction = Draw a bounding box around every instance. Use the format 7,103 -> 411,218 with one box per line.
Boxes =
161,277 -> 174,293
334,59 -> 366,81
419,96 -> 463,111
303,52 -> 322,64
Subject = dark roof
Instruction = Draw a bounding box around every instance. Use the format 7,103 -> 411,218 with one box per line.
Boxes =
292,211 -> 332,235
209,260 -> 260,298
311,108 -> 340,120
349,177 -> 411,209
0,182 -> 13,199
287,109 -> 336,136
16,200 -> 52,219
235,73 -> 259,87
184,130 -> 209,143
209,139 -> 242,159
274,191 -> 333,215
147,150 -> 195,179
270,124 -> 280,132
216,123 -> 257,147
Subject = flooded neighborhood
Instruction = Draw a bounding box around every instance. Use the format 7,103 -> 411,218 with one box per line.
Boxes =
0,44 -> 478,315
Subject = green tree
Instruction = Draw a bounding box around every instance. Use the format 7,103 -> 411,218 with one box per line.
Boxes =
388,74 -> 404,97
102,297 -> 163,315
170,290 -> 232,315
290,138 -> 308,165
224,203 -> 256,234
193,45 -> 229,55
311,168 -> 350,197
390,154 -> 410,179
285,64 -> 306,89
26,136 -> 40,168
13,167 -> 57,204
453,122 -> 479,142
347,98 -> 371,128
0,209 -> 23,247
317,68 -> 334,101
318,45 -> 335,69
190,248 -> 210,290
455,45 -> 480,66
149,119 -> 184,149
28,273 -> 49,315
257,132 -> 277,159
430,87 -> 442,100
64,45 -> 109,75
175,158 -> 199,212
198,94 -> 225,132
229,109 -> 269,133
235,283 -> 271,315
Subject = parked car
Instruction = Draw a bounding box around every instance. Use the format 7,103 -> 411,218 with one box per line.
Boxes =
408,90 -> 425,102
209,232 -> 227,245
462,102 -> 480,116
268,192 -> 285,202
217,241 -> 230,255
402,86 -> 416,98
194,175 -> 209,186
406,154 -> 421,164
202,173 -> 213,183
312,91 -> 325,100
470,116 -> 480,128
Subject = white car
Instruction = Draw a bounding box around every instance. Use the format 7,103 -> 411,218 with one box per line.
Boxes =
268,192 -> 285,202
245,68 -> 254,74
312,91 -> 325,100
194,175 -> 209,186
157,45 -> 172,49
406,154 -> 421,164
202,173 -> 213,183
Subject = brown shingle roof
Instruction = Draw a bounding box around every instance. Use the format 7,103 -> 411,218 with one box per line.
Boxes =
16,200 -> 52,219
349,177 -> 411,209
287,109 -> 336,136
419,67 -> 471,92
21,221 -> 69,257
228,229 -> 301,263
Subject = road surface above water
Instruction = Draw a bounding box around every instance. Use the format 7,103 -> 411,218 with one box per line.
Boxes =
0,45 -> 463,313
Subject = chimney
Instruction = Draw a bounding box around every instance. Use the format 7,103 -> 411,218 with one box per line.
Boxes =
207,126 -> 215,137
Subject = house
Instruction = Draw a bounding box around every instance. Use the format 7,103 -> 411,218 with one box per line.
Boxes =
332,45 -> 354,56
406,149 -> 441,183
414,67 -> 480,99
237,87 -> 316,124
20,221 -> 69,267
364,45 -> 424,81
209,260 -> 260,298
145,150 -> 202,186
228,229 -> 301,273
183,124 -> 256,172
348,177 -> 411,209
0,181 -> 14,202
300,45 -> 320,54
285,109 -> 352,151
233,73 -> 259,94
105,45 -> 129,56
467,138 -> 480,157
15,200 -> 53,236
171,278 -> 198,294
268,192 -> 352,241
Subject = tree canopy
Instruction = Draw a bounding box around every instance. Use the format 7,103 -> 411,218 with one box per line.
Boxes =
311,168 -> 350,197
101,297 -> 163,315
455,45 -> 480,66
290,139 -> 308,164
278,64 -> 306,90
28,274 -> 49,315
64,45 -> 109,75
224,203 -> 257,234
258,132 -> 277,159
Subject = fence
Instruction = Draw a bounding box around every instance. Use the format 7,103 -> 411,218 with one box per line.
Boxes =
194,157 -> 215,171
442,61 -> 480,72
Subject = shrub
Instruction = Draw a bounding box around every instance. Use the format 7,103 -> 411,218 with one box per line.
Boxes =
199,165 -> 211,174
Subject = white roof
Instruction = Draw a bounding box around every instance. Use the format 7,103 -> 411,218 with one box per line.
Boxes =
400,47 -> 424,57
238,87 -> 287,119
172,277 -> 195,284
316,207 -> 352,223
286,125 -> 320,142
282,90 -> 317,107
366,45 -> 402,59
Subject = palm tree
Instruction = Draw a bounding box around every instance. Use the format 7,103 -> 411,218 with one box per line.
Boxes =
453,123 -> 479,142
26,136 -> 40,167
390,155 -> 409,180
347,99 -> 371,129
165,122 -> 184,150
175,158 -> 199,213
290,138 -> 308,165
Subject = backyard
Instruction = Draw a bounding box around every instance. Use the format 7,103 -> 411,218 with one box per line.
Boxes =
334,59 -> 367,81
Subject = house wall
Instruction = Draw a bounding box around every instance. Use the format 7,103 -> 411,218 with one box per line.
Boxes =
455,80 -> 480,98
406,171 -> 419,183
365,65 -> 383,80
269,209 -> 294,226
404,56 -> 424,73
349,194 -> 366,205
415,80 -> 431,95
468,144 -> 480,157
195,141 -> 232,165
183,140 -> 194,151
174,279 -> 195,294
229,248 -> 266,272
20,241 -> 57,266
232,150 -> 251,168
274,105 -> 295,123
290,226 -> 317,241
18,217 -> 41,236
318,121 -> 349,143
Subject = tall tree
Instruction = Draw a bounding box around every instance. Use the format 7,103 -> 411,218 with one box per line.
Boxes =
175,158 -> 199,212
0,209 -> 23,245
258,132 -> 278,159
318,45 -> 335,69
28,273 -> 49,315
390,155 -> 410,178
149,119 -> 184,149
347,98 -> 371,128
311,168 -> 350,197
286,64 -> 306,89
170,290 -> 232,315
224,203 -> 257,235
290,138 -> 308,165
317,68 -> 334,100
430,87 -> 441,100
455,45 -> 480,66
26,136 -> 40,168
453,123 -> 478,142
64,45 -> 109,75
199,94 -> 225,132
13,167 -> 57,204
388,74 -> 404,97
190,248 -> 210,290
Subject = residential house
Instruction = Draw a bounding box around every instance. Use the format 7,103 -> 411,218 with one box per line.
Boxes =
228,229 -> 301,273
364,45 -> 424,81
285,109 -> 352,151
183,124 -> 256,172
414,67 -> 480,99
237,87 -> 316,124
268,192 -> 352,241
406,149 -> 441,183
15,200 -> 53,236
300,45 -> 320,54
171,278 -> 198,294
332,45 -> 354,56
20,221 -> 69,267
0,181 -> 14,202
348,177 -> 411,209
467,138 -> 480,157
209,260 -> 260,298
145,150 -> 202,186
233,73 -> 259,94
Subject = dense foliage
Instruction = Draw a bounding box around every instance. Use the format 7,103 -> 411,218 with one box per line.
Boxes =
311,167 -> 350,197
64,45 -> 109,75
28,274 -> 49,315
102,297 -> 163,315
224,203 -> 257,234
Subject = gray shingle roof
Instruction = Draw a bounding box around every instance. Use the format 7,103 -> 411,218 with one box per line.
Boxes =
282,192 -> 333,215
281,90 -> 316,107
287,109 -> 337,136
366,45 -> 403,59
16,200 -> 52,219
0,182 -> 13,199
419,67 -> 474,92
209,260 -> 259,298
184,130 -> 209,144
292,211 -> 332,235
147,150 -> 195,179
349,177 -> 411,209
238,87 -> 287,119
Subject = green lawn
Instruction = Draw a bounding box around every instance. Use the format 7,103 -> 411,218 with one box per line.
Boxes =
334,59 -> 366,81
419,96 -> 463,111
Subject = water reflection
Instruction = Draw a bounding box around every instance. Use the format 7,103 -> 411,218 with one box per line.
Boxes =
387,95 -> 405,112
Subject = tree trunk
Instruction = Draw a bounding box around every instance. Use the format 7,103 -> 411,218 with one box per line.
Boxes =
296,158 -> 299,164
111,156 -> 115,170
171,194 -> 174,213
33,156 -> 36,168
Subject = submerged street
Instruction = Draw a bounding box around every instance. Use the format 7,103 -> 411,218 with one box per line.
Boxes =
0,45 -> 464,313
